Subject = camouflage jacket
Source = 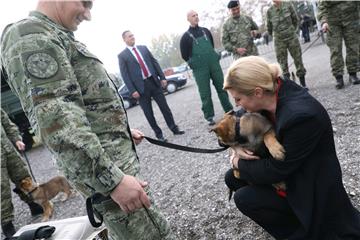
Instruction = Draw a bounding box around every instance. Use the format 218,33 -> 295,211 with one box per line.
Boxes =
221,15 -> 259,58
1,11 -> 139,197
317,1 -> 359,26
1,108 -> 22,144
266,2 -> 299,40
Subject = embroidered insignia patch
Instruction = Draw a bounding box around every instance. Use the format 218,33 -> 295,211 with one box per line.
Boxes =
26,52 -> 58,79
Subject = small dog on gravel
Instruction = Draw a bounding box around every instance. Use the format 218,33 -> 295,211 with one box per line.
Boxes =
211,110 -> 286,191
20,176 -> 73,221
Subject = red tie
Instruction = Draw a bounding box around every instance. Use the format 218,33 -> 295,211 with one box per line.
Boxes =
133,47 -> 149,78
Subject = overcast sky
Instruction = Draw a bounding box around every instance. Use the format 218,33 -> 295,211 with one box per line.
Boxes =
0,0 -> 230,74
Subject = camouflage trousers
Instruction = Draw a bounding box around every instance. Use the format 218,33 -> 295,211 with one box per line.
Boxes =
274,35 -> 306,78
93,183 -> 175,240
326,21 -> 359,76
1,137 -> 31,223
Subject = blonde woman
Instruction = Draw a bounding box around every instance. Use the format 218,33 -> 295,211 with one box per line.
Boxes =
223,56 -> 360,239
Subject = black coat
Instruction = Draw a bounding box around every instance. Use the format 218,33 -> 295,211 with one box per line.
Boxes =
238,79 -> 360,239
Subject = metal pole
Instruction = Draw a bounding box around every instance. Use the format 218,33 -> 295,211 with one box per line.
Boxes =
311,0 -> 325,43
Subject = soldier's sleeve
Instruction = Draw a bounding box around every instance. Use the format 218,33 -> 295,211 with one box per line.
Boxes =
221,21 -> 236,53
317,1 -> 328,25
289,3 -> 299,30
266,10 -> 273,36
2,27 -> 124,196
1,108 -> 22,143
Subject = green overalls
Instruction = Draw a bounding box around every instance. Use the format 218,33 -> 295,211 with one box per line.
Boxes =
187,31 -> 233,120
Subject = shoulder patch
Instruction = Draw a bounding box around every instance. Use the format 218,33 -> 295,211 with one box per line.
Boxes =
25,52 -> 59,79
18,22 -> 49,37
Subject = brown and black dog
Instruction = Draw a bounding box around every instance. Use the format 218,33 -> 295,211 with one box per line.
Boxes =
20,176 -> 73,221
211,110 -> 286,190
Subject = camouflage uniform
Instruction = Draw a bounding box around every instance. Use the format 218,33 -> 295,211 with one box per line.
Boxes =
222,15 -> 259,60
318,1 -> 360,80
1,108 -> 32,223
266,2 -> 306,80
1,11 -> 173,240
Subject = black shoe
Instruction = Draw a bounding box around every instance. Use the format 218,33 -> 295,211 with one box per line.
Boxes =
1,221 -> 15,238
299,76 -> 306,88
335,75 -> 344,89
207,118 -> 216,126
157,136 -> 168,142
349,73 -> 360,85
28,202 -> 44,216
173,128 -> 185,135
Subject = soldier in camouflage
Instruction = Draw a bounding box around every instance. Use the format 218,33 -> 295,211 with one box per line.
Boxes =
318,1 -> 360,89
1,108 -> 43,239
266,0 -> 307,88
1,1 -> 174,239
222,0 -> 259,60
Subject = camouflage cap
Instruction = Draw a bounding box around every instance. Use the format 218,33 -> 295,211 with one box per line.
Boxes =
227,0 -> 239,9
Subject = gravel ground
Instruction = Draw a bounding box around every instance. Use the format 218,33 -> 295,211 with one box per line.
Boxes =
3,36 -> 360,240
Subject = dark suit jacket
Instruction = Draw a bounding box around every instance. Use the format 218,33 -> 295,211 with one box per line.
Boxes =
118,45 -> 165,95
238,79 -> 360,239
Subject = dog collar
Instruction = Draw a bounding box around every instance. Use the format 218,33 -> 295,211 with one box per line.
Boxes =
27,186 -> 38,200
232,109 -> 248,144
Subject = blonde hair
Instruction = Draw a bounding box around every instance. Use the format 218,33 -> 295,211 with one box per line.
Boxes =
224,56 -> 281,96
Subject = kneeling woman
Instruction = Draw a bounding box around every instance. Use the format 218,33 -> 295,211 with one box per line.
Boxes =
223,56 -> 360,239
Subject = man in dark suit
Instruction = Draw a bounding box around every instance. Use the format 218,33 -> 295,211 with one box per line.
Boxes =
118,31 -> 184,141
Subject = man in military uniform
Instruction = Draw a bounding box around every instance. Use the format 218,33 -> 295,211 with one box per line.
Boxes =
1,108 -> 43,239
180,10 -> 233,125
1,1 -> 173,239
318,1 -> 360,89
222,0 -> 259,60
266,0 -> 307,88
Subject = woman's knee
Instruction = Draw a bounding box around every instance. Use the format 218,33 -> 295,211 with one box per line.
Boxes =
233,187 -> 252,214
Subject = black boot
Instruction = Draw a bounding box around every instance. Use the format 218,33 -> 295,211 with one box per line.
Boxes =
28,202 -> 44,216
335,75 -> 344,89
1,221 -> 16,238
299,76 -> 307,88
349,73 -> 360,85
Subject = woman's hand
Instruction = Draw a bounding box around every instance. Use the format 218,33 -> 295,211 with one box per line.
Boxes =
230,145 -> 260,168
131,129 -> 144,145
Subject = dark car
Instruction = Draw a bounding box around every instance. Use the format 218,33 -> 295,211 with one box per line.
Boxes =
118,73 -> 187,109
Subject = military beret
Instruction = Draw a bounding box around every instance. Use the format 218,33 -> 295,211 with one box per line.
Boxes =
227,0 -> 239,9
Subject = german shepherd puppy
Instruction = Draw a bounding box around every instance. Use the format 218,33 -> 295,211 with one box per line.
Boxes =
211,110 -> 286,190
20,176 -> 73,221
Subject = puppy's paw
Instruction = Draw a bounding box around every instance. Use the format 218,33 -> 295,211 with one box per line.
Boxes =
268,143 -> 285,160
41,216 -> 50,222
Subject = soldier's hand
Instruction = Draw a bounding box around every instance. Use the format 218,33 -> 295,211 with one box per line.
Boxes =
110,175 -> 151,213
236,48 -> 247,56
131,129 -> 144,145
15,140 -> 26,151
131,91 -> 140,99
250,30 -> 257,38
322,22 -> 329,33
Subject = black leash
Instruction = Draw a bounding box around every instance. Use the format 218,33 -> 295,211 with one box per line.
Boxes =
144,136 -> 228,153
22,151 -> 37,183
289,32 -> 323,68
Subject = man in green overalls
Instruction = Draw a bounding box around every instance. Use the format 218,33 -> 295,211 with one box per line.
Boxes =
180,10 -> 233,125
